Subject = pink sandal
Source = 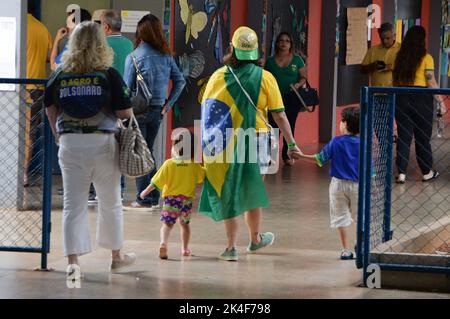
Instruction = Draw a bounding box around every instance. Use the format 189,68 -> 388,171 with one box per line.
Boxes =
182,249 -> 191,257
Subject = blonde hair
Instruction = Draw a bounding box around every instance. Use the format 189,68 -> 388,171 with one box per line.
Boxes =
61,21 -> 113,73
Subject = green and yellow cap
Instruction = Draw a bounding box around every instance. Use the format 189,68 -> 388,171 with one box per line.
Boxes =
232,26 -> 259,61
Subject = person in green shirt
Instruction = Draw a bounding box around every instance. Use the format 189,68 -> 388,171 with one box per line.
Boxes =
264,32 -> 307,166
100,10 -> 134,77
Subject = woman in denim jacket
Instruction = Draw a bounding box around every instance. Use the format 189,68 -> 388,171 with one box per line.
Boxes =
123,14 -> 186,210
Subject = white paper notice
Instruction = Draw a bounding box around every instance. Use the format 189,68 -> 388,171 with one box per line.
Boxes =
121,11 -> 150,33
0,17 -> 16,91
346,8 -> 368,65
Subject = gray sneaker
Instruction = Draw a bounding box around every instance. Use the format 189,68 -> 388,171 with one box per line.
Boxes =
111,253 -> 137,272
247,232 -> 275,253
219,247 -> 238,261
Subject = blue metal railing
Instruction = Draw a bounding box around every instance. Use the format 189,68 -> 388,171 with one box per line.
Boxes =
0,78 -> 52,270
356,87 -> 368,271
357,86 -> 450,285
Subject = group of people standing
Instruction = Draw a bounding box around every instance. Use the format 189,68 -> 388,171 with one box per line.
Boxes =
42,9 -> 186,275
26,2 -> 445,278
39,5 -> 306,275
362,22 -> 444,183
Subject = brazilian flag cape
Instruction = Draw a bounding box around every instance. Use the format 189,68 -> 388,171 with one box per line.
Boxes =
199,63 -> 269,221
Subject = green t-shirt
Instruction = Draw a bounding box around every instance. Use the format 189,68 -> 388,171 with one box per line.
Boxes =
107,35 -> 134,77
264,54 -> 305,94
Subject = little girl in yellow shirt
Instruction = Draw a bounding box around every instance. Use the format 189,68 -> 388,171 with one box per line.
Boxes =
140,131 -> 205,259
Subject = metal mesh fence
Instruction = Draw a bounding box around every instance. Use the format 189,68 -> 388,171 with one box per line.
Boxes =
358,87 -> 449,276
369,94 -> 393,247
0,84 -> 46,249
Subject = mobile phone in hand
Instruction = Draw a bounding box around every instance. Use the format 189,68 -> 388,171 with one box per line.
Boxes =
376,60 -> 386,70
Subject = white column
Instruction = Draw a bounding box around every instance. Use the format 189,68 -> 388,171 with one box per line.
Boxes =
0,0 -> 27,210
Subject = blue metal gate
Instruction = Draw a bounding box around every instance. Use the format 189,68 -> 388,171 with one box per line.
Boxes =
0,78 -> 53,270
357,86 -> 450,284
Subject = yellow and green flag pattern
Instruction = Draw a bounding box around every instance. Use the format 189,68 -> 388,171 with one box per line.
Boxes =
199,63 -> 269,221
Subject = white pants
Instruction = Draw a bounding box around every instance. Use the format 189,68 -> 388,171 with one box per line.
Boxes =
58,134 -> 123,256
329,177 -> 358,229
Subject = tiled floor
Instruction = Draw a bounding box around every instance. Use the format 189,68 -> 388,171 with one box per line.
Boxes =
0,159 -> 448,299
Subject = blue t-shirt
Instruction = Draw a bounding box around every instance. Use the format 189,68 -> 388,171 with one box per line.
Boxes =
315,135 -> 360,182
55,45 -> 67,66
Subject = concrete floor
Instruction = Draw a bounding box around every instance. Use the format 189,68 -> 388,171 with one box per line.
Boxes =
0,155 -> 448,299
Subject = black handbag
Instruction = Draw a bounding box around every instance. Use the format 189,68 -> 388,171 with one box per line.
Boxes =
130,54 -> 153,115
286,81 -> 319,113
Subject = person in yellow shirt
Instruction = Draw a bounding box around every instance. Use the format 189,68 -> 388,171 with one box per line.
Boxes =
140,132 -> 205,260
27,11 -> 52,81
24,1 -> 52,187
393,26 -> 443,183
361,23 -> 400,87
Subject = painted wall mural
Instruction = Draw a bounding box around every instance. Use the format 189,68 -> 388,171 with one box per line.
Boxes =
173,0 -> 231,128
248,0 -> 309,61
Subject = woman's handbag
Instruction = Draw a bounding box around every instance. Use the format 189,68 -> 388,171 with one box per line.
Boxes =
130,54 -> 153,116
288,81 -> 319,113
116,115 -> 155,177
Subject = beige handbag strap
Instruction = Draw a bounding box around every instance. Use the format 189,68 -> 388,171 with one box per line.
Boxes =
289,84 -> 307,109
117,114 -> 139,130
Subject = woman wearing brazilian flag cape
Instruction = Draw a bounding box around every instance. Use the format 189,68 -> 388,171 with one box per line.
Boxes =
199,26 -> 302,261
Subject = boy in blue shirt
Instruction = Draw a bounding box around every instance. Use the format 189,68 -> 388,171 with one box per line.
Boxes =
299,107 -> 360,260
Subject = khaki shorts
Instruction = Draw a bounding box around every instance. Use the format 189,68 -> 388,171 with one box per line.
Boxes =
329,177 -> 358,228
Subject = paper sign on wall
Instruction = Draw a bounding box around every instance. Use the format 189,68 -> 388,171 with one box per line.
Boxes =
121,10 -> 150,33
346,8 -> 368,65
0,17 -> 16,91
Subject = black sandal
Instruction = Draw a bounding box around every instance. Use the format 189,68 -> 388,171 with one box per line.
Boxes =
422,171 -> 439,182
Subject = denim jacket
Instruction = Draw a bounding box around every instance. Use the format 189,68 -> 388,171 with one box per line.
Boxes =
123,42 -> 186,110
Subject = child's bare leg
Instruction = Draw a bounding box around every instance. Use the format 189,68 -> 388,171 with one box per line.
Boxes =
180,222 -> 190,252
159,222 -> 173,259
160,222 -> 174,246
338,226 -> 351,250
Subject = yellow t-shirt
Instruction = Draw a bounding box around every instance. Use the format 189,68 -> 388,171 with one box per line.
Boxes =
362,42 -> 401,87
411,54 -> 434,87
151,158 -> 205,198
27,14 -> 52,79
255,70 -> 285,131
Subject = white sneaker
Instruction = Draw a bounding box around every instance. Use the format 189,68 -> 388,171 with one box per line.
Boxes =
111,253 -> 137,272
66,264 -> 82,280
88,195 -> 98,206
123,201 -> 157,212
